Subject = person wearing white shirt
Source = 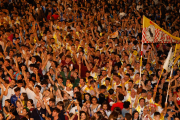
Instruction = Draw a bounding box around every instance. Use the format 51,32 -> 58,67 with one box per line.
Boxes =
26,84 -> 43,107
14,80 -> 26,93
70,105 -> 81,114
2,80 -> 16,107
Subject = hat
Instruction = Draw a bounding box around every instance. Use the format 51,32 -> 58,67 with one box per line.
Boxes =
150,104 -> 156,108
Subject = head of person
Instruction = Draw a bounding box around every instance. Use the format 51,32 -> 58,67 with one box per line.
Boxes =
20,93 -> 28,101
154,112 -> 160,120
98,93 -> 105,104
176,86 -> 180,93
0,112 -> 4,120
10,79 -> 16,88
65,55 -> 71,63
150,104 -> 156,113
14,87 -> 20,97
132,110 -> 139,120
102,103 -> 108,110
84,93 -> 91,102
108,89 -> 114,95
36,100 -> 42,109
118,93 -> 124,102
143,106 -> 149,115
123,101 -> 130,109
100,85 -> 106,93
131,89 -> 137,96
52,108 -> 60,118
147,90 -> 152,99
80,111 -> 88,120
49,98 -> 56,107
109,107 -> 122,119
139,98 -> 145,107
125,113 -> 132,120
128,80 -> 133,88
16,100 -> 22,108
105,77 -> 111,85
5,99 -> 11,107
80,78 -> 86,85
35,85 -> 41,93
141,89 -> 147,97
91,96 -> 98,105
27,99 -> 34,108
57,101 -> 64,111
17,80 -> 23,88
74,86 -> 80,93
174,116 -> 180,120
22,108 -> 29,117
94,111 -> 103,120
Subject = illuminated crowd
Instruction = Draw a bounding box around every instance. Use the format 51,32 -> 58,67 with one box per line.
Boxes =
0,0 -> 180,120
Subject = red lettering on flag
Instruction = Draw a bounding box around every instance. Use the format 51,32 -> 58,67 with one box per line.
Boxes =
150,21 -> 155,25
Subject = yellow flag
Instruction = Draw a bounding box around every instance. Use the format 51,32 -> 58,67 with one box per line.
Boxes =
142,16 -> 180,43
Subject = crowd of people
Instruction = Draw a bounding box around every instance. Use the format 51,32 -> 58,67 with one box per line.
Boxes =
0,0 -> 180,120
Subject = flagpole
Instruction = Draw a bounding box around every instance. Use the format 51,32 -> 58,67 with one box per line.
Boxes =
156,47 -> 173,88
165,45 -> 177,112
165,68 -> 173,103
139,16 -> 145,88
139,43 -> 143,88
156,68 -> 164,87
165,44 -> 177,103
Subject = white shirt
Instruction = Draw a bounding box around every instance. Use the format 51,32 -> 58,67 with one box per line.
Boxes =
64,87 -> 74,97
26,88 -> 42,107
56,97 -> 63,105
13,87 -> 26,94
101,75 -> 110,85
123,92 -> 136,106
90,104 -> 101,113
2,86 -> 15,107
80,85 -> 87,92
69,106 -> 81,114
105,110 -> 111,117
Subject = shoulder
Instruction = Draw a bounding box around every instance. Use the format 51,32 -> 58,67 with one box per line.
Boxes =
31,108 -> 37,114
11,95 -> 16,98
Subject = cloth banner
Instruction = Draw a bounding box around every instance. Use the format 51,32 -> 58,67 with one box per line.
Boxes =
142,16 -> 180,43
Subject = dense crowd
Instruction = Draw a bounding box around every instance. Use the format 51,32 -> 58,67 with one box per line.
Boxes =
0,0 -> 180,120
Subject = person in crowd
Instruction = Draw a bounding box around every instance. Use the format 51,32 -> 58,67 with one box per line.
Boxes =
0,0 -> 179,119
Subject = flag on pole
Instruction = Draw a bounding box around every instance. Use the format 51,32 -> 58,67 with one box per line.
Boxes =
110,31 -> 118,38
142,16 -> 180,43
163,47 -> 172,72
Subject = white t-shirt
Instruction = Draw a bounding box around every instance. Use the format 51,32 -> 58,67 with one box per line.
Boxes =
56,97 -> 63,105
13,87 -> 26,94
105,110 -> 111,117
123,92 -> 136,105
69,106 -> 81,114
81,85 -> 87,92
64,87 -> 74,97
26,88 -> 42,107
2,86 -> 15,107
90,104 -> 101,113
101,75 -> 110,85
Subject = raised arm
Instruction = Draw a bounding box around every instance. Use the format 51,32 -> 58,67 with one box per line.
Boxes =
4,84 -> 11,96
47,72 -> 55,85
43,98 -> 51,115
83,56 -> 90,71
41,54 -> 51,70
0,84 -> 4,100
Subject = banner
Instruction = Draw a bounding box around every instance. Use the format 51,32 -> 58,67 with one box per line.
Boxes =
110,31 -> 118,38
163,47 -> 172,72
142,16 -> 180,43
